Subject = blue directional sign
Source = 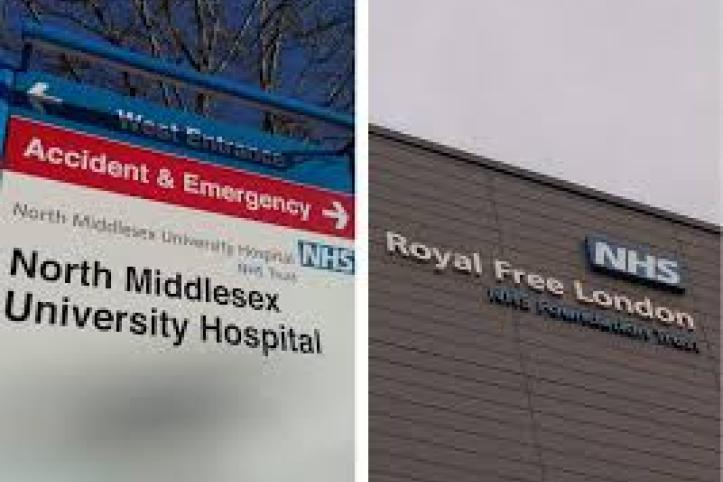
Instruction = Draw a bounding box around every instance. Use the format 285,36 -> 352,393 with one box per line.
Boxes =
1,69 -> 352,194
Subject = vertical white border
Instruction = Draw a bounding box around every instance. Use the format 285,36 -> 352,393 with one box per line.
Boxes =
355,0 -> 369,480
717,0 -> 722,469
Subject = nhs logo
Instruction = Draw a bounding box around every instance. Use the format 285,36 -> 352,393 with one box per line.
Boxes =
298,241 -> 355,275
586,236 -> 683,292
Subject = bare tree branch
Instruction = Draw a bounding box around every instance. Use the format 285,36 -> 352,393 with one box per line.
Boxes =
7,0 -> 354,131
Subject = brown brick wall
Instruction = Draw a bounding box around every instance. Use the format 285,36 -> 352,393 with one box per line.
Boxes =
370,128 -> 721,482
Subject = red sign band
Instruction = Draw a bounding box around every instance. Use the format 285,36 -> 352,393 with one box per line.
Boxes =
3,117 -> 354,239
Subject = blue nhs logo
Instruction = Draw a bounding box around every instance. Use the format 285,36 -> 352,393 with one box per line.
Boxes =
586,236 -> 683,291
298,241 -> 355,275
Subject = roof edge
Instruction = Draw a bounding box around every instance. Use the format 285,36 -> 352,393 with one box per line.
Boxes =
370,124 -> 721,236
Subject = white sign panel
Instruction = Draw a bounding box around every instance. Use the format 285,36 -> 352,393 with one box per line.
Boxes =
0,115 -> 354,481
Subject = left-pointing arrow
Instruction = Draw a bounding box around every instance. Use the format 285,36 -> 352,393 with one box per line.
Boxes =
27,82 -> 62,113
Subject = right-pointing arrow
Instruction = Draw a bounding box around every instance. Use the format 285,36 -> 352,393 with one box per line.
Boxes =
322,201 -> 349,231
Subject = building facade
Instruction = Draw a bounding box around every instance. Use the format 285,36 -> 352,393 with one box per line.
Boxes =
370,126 -> 721,482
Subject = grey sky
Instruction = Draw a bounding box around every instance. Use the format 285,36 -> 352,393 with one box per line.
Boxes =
371,0 -> 720,225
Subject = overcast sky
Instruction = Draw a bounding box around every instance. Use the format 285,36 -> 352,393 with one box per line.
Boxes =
371,0 -> 720,225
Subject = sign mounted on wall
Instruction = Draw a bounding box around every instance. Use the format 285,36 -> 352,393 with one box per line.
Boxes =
586,236 -> 684,292
385,230 -> 698,353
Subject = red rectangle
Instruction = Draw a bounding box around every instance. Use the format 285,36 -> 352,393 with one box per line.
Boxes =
3,116 -> 354,239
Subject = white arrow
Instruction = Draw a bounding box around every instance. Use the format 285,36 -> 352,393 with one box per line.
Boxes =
27,82 -> 62,113
322,201 -> 349,230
